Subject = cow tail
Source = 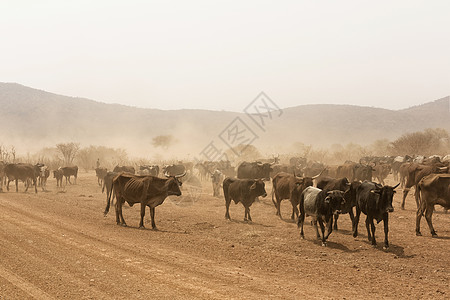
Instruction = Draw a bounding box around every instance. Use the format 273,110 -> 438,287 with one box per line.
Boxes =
104,182 -> 113,216
271,181 -> 276,207
416,183 -> 424,216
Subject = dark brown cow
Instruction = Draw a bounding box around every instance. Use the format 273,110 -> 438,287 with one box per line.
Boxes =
95,167 -> 108,186
113,165 -> 136,174
61,166 -> 78,185
53,169 -> 64,187
416,174 -> 450,237
271,172 -> 317,220
106,172 -> 185,229
336,162 -> 356,181
223,177 -> 267,222
4,163 -> 37,193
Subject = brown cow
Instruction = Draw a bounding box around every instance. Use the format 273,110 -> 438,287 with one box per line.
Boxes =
113,165 -> 136,174
271,172 -> 317,220
107,172 -> 185,229
4,163 -> 37,193
61,166 -> 79,185
372,163 -> 391,185
223,177 -> 267,222
95,167 -> 108,186
416,173 -> 450,237
401,163 -> 447,210
53,169 -> 64,187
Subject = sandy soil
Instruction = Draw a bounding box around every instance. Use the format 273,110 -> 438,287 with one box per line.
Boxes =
0,171 -> 449,299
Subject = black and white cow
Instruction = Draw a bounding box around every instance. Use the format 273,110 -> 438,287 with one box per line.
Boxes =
297,186 -> 346,246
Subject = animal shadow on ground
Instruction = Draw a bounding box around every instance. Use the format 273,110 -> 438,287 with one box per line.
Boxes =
227,219 -> 275,228
312,240 -> 359,253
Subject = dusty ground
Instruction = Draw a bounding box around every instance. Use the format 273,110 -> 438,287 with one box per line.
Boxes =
0,171 -> 449,299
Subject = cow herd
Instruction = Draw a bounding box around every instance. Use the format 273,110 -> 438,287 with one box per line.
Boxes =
1,155 -> 449,250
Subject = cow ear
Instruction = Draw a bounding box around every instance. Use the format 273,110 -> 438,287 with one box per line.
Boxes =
324,196 -> 331,204
250,182 -> 257,190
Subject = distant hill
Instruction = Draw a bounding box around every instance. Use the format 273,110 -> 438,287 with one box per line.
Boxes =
1,82 -> 449,158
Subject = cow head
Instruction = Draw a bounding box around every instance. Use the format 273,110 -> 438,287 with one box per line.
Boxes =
371,183 -> 399,213
325,190 -> 346,215
249,179 -> 267,198
164,171 -> 186,196
257,163 -> 273,181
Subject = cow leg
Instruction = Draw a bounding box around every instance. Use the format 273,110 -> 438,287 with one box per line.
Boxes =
15,179 -> 19,192
115,199 -> 127,226
33,178 -> 37,193
298,213 -> 305,239
318,219 -> 326,246
414,187 -> 421,209
325,217 -> 333,240
139,203 -> 146,229
225,197 -> 231,220
348,209 -> 355,231
424,204 -> 437,237
244,206 -> 252,222
276,198 -> 282,219
353,207 -> 361,238
149,207 -> 157,230
383,214 -> 389,249
401,188 -> 410,210
333,214 -> 339,231
291,203 -> 298,221
313,219 -> 320,240
365,216 -> 372,242
415,205 -> 424,236
6,178 -> 11,191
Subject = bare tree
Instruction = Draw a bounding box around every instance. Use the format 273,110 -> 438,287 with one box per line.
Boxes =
56,142 -> 80,165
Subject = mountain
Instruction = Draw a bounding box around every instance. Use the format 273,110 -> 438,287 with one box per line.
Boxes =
0,82 -> 449,158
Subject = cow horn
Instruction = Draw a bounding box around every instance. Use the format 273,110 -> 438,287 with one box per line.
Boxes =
392,183 -> 400,189
175,171 -> 187,178
311,168 -> 326,180
164,171 -> 170,178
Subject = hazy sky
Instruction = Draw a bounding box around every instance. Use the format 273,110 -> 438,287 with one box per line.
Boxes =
1,0 -> 449,112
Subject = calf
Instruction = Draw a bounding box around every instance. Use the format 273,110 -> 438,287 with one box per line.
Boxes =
53,169 -> 64,187
416,174 -> 450,237
95,167 -> 108,186
298,187 -> 345,246
223,177 -> 267,222
353,182 -> 399,249
211,170 -> 223,197
38,165 -> 50,191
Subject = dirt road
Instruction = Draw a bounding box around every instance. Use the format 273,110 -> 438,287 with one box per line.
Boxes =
0,172 -> 448,299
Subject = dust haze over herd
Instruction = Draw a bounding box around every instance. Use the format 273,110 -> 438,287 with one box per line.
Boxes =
1,82 -> 449,163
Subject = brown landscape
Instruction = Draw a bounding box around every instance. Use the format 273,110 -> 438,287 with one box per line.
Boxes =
0,171 -> 448,299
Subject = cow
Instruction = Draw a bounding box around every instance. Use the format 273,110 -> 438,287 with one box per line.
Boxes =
106,171 -> 185,229
102,171 -> 118,212
372,163 -> 391,185
353,163 -> 374,182
61,166 -> 78,185
223,177 -> 267,222
113,165 -> 136,174
401,163 -> 448,210
95,167 -> 108,186
162,164 -> 186,177
38,165 -> 50,191
0,161 -> 5,192
211,170 -> 223,197
336,161 -> 357,181
4,163 -> 38,193
317,177 -> 359,230
53,168 -> 64,187
297,187 -> 346,246
271,172 -> 319,220
302,161 -> 326,178
416,174 -> 450,237
138,165 -> 159,176
237,161 -> 273,181
352,181 -> 399,249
